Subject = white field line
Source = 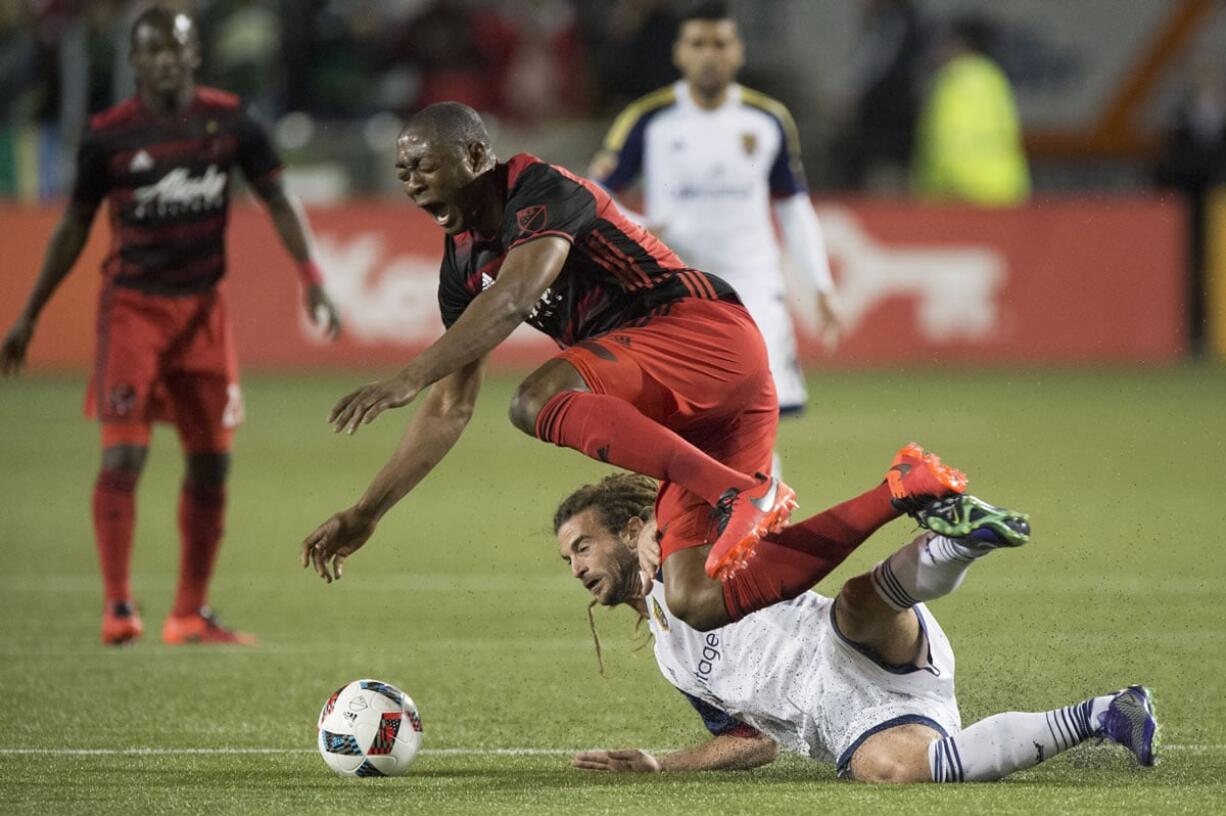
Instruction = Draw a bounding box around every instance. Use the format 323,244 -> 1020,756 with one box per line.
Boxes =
0,745 -> 1220,757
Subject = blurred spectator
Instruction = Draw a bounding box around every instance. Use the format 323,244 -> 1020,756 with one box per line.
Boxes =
833,0 -> 926,192
584,0 -> 680,114
498,0 -> 587,121
1153,60 -> 1226,354
202,0 -> 284,118
910,15 -> 1029,206
0,0 -> 42,121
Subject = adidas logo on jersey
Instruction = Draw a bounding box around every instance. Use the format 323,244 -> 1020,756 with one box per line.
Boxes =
129,150 -> 154,172
480,273 -> 495,291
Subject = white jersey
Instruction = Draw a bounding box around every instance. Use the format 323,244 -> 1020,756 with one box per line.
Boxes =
595,80 -> 804,298
594,81 -> 813,410
642,579 -> 962,775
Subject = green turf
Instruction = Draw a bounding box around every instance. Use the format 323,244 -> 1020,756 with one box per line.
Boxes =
1,368 -> 1224,815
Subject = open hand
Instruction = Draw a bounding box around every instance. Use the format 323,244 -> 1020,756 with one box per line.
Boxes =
815,290 -> 846,352
1,317 -> 35,376
301,506 -> 378,582
329,372 -> 420,434
572,749 -> 661,773
306,284 -> 341,341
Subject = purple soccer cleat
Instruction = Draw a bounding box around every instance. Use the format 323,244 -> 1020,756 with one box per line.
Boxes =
1098,685 -> 1160,767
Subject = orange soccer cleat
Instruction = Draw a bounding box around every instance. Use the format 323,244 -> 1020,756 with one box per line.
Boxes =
162,607 -> 256,646
886,442 -> 968,514
101,600 -> 144,646
704,474 -> 798,581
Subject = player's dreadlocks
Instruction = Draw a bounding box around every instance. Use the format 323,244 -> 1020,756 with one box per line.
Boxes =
552,472 -> 657,540
553,472 -> 658,675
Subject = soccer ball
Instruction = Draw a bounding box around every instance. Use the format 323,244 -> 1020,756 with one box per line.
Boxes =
317,679 -> 423,777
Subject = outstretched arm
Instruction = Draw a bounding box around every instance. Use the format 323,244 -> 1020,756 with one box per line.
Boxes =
302,354 -> 486,581
260,182 -> 341,339
773,192 -> 845,350
329,235 -> 570,434
572,733 -> 779,773
1,202 -> 97,376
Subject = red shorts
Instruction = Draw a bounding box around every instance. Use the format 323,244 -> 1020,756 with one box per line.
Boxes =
85,284 -> 241,453
557,298 -> 777,559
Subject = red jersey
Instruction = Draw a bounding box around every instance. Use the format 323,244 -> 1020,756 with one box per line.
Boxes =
438,153 -> 739,347
71,86 -> 283,296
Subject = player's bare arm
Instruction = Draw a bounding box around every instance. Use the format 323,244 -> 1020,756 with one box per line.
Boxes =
302,355 -> 487,582
259,181 -> 341,340
1,202 -> 98,376
328,235 -> 569,434
571,733 -> 778,773
772,192 -> 845,349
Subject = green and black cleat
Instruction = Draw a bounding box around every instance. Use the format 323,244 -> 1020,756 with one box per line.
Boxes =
913,494 -> 1031,548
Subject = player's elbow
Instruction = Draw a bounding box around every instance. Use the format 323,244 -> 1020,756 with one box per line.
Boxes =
752,737 -> 780,766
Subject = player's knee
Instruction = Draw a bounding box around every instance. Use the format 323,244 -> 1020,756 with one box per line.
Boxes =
101,444 -> 148,474
186,452 -> 230,488
835,574 -> 900,641
664,582 -> 728,632
509,382 -> 567,437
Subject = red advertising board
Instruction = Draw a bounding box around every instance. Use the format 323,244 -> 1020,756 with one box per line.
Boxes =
0,197 -> 1185,373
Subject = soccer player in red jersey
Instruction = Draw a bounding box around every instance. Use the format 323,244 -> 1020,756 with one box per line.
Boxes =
301,102 -> 963,630
0,7 -> 340,646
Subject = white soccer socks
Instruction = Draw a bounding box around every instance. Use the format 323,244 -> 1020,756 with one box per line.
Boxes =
870,533 -> 986,611
928,696 -> 1113,782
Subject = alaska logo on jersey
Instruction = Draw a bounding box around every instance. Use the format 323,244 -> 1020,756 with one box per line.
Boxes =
132,165 -> 227,219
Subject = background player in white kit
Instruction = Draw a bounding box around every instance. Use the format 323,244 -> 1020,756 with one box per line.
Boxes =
591,1 -> 845,471
553,473 -> 1159,781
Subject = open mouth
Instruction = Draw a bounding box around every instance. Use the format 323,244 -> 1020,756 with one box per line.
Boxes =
584,577 -> 602,594
420,200 -> 452,229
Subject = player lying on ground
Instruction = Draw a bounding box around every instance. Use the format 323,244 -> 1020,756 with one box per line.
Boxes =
300,101 -> 964,633
554,473 -> 1159,781
1,5 -> 340,646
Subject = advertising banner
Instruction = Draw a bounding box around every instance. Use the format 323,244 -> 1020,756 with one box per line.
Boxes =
0,197 -> 1185,373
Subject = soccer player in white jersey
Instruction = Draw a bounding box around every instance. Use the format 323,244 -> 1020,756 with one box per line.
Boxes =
554,473 -> 1159,781
591,1 -> 845,468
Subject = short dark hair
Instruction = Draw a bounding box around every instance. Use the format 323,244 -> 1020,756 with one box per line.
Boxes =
403,101 -> 491,150
680,0 -> 733,25
949,15 -> 994,55
130,5 -> 194,48
552,473 -> 657,538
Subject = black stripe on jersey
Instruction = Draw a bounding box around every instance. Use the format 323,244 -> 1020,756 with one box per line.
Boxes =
119,235 -> 225,271
586,220 -> 670,286
95,117 -> 239,155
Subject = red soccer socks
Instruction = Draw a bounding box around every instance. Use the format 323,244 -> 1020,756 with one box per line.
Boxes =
171,482 -> 226,618
535,391 -> 756,504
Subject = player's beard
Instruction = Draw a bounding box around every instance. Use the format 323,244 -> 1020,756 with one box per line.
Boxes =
598,552 -> 640,607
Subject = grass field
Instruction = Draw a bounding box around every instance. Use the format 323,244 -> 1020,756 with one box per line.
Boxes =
1,368 -> 1224,815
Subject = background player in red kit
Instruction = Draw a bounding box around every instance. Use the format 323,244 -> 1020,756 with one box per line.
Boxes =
301,102 -> 963,631
0,6 -> 340,646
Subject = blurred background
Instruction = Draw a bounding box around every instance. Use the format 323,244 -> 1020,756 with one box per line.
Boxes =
2,0 -> 1226,367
